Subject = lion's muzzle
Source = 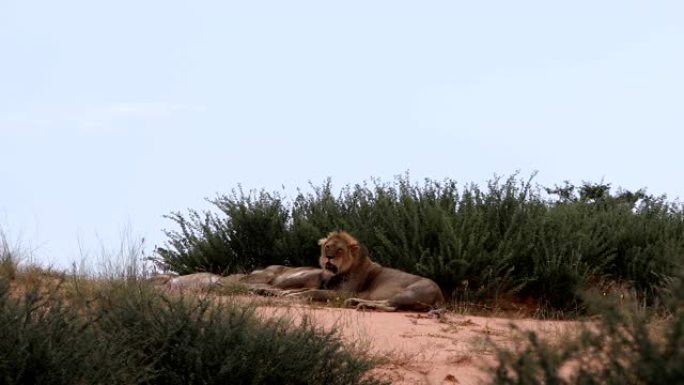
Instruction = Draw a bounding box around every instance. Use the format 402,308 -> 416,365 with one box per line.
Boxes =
324,261 -> 338,274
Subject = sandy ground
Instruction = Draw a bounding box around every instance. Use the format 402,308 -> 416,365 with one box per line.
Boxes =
6,272 -> 580,385
234,296 -> 580,385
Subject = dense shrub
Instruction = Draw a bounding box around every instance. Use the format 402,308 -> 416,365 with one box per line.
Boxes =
93,283 -> 382,385
155,174 -> 684,312
0,278 -> 141,384
0,275 -> 383,385
488,272 -> 684,385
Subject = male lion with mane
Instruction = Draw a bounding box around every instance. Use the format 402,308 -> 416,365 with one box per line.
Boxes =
290,230 -> 444,311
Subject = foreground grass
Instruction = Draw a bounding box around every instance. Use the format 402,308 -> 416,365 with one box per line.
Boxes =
488,274 -> 684,385
0,245 -> 384,385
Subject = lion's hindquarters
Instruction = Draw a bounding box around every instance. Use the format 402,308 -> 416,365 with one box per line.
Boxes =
167,272 -> 222,291
232,266 -> 326,297
386,279 -> 444,311
271,268 -> 324,290
365,268 -> 444,311
237,265 -> 288,285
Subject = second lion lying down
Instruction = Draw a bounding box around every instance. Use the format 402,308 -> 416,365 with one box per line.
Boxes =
161,230 -> 444,312
294,230 -> 444,311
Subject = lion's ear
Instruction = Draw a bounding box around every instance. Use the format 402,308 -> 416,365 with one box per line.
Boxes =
318,237 -> 328,246
349,243 -> 360,254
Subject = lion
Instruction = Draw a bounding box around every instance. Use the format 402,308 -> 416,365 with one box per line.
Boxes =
151,231 -> 444,311
164,272 -> 221,291
288,230 -> 445,311
230,265 -> 330,295
152,266 -> 328,294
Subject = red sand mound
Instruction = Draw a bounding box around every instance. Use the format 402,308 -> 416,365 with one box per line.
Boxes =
245,299 -> 579,385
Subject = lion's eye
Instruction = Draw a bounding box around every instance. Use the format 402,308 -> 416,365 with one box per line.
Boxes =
325,245 -> 329,251
336,248 -> 342,254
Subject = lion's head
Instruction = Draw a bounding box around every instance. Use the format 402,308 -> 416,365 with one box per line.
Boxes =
318,230 -> 367,275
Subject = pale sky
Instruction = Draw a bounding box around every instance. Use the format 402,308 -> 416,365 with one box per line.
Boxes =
1,1 -> 683,269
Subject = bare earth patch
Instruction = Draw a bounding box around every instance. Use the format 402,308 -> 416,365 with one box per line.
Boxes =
230,295 -> 581,385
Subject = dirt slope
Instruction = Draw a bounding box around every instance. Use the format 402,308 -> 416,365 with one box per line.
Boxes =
248,300 -> 579,385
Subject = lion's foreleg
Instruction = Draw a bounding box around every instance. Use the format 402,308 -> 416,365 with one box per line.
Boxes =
246,285 -> 288,297
278,288 -> 313,296
344,298 -> 397,312
285,289 -> 344,302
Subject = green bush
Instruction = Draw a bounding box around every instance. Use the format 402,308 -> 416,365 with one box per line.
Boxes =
0,278 -> 139,385
154,173 -> 684,312
0,276 -> 383,385
488,273 -> 684,385
93,282 -> 383,385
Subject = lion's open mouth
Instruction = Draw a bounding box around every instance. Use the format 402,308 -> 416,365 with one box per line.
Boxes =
324,262 -> 338,274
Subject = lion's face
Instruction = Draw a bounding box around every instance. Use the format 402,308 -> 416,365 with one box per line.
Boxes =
318,232 -> 359,275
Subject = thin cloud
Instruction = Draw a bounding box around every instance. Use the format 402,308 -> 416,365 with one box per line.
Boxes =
78,102 -> 205,133
0,102 -> 205,136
